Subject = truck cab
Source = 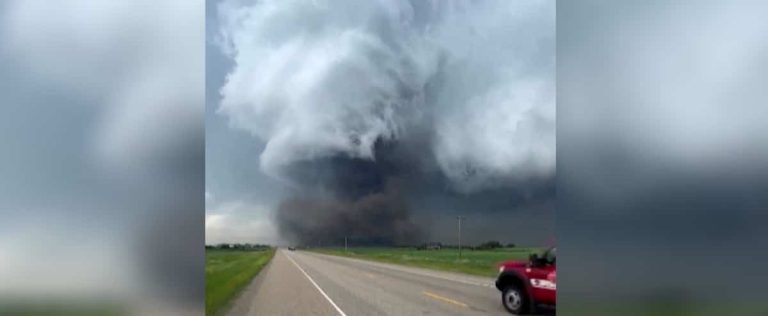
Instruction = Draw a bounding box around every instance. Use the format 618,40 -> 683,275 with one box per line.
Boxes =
495,247 -> 556,314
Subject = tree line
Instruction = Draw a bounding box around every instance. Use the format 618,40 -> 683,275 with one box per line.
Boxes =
205,243 -> 271,250
416,241 -> 515,250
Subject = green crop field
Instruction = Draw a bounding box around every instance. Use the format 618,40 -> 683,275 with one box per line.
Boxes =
205,248 -> 275,315
311,247 -> 542,277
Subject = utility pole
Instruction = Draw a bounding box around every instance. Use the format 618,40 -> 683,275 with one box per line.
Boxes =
345,236 -> 348,253
456,216 -> 466,259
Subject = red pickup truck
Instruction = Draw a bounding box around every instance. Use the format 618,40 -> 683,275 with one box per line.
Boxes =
495,247 -> 556,314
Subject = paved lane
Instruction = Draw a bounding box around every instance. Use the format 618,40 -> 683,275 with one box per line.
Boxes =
228,249 -> 551,316
226,249 -> 338,316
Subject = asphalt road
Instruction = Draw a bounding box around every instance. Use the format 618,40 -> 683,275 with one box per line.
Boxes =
227,249 -> 553,316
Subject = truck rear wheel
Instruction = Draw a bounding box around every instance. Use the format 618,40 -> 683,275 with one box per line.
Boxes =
502,284 -> 530,314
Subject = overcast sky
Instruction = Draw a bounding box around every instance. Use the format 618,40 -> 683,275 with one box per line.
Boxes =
205,0 -> 286,246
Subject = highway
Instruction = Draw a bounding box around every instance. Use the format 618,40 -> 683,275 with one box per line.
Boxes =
226,249 -> 552,316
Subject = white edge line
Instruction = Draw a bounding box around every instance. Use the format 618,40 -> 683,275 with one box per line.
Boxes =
284,251 -> 347,316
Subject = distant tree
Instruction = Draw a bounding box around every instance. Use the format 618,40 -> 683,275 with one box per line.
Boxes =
506,243 -> 516,248
476,240 -> 503,250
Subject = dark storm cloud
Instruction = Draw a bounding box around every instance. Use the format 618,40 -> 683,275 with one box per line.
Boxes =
275,136 -> 555,246
277,190 -> 422,246
214,0 -> 555,245
274,139 -> 421,245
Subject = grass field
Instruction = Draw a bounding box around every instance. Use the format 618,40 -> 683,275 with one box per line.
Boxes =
205,248 -> 275,315
311,247 -> 542,277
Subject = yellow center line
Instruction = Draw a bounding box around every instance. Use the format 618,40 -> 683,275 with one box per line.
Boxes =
422,291 -> 469,308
